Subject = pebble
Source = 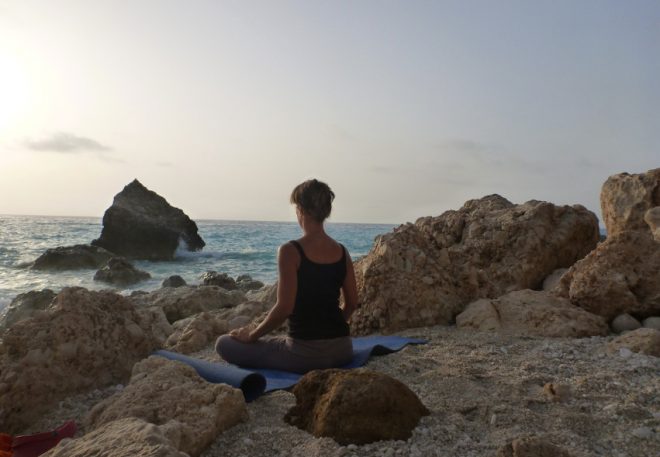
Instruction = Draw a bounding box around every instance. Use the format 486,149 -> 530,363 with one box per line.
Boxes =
619,348 -> 633,358
347,444 -> 358,451
631,427 -> 653,439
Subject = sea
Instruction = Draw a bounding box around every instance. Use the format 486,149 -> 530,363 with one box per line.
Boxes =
0,215 -> 396,312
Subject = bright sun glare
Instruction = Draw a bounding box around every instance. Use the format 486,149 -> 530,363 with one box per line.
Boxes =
0,52 -> 30,134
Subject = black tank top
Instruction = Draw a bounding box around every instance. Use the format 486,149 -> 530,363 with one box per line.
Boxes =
287,240 -> 350,340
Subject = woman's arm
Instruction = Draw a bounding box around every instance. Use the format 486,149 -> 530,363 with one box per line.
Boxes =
340,250 -> 359,322
230,242 -> 298,343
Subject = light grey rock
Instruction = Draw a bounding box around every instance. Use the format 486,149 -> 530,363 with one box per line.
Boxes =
611,313 -> 642,333
642,316 -> 660,331
631,426 -> 653,439
542,268 -> 568,291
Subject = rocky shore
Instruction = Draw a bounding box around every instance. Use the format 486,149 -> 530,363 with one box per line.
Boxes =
0,168 -> 658,456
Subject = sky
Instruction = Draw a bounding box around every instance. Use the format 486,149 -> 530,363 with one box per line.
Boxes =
0,0 -> 658,224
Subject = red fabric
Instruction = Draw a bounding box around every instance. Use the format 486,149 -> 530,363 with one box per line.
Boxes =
11,421 -> 75,457
0,434 -> 12,452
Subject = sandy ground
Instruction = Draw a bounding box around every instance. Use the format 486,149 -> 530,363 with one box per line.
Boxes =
32,326 -> 659,457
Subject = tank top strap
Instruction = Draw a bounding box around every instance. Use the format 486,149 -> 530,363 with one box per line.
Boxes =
289,240 -> 307,261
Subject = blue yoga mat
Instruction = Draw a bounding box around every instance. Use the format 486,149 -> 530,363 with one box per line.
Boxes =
154,335 -> 425,402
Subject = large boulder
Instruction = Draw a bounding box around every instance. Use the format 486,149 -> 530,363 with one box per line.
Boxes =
93,257 -> 151,285
600,168 -> 660,236
92,179 -> 205,260
31,244 -> 115,270
129,285 -> 246,323
456,290 -> 608,337
557,230 -> 660,320
351,195 -> 599,334
0,289 -> 56,331
0,287 -> 169,433
284,369 -> 429,445
43,417 -> 187,457
86,357 -> 247,457
558,169 -> 660,321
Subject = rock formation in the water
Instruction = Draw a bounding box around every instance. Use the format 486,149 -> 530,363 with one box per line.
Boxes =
93,257 -> 151,285
162,275 -> 187,288
92,179 -> 205,260
558,168 -> 660,321
351,195 -> 600,334
200,271 -> 238,290
31,244 -> 115,270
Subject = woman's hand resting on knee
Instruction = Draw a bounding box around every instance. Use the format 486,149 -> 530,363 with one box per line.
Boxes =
229,325 -> 258,343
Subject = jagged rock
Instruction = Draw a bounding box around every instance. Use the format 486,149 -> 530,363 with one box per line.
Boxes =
643,316 -> 660,331
0,288 -> 167,433
542,268 -> 568,291
611,313 -> 642,333
607,328 -> 660,357
496,436 -> 573,457
94,258 -> 151,285
456,290 -> 608,338
165,312 -> 229,354
246,282 -> 278,306
200,271 -> 237,290
91,179 -> 205,260
162,275 -> 187,288
31,244 -> 115,270
43,417 -> 187,457
645,207 -> 660,241
351,195 -> 599,334
0,289 -> 55,331
284,369 -> 429,445
86,357 -> 247,457
557,230 -> 660,320
236,274 -> 265,292
129,285 -> 246,323
600,168 -> 660,236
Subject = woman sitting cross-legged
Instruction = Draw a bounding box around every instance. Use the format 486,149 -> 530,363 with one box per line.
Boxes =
215,179 -> 359,374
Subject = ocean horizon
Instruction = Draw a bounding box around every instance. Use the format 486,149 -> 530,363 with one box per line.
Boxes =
0,215 -> 396,310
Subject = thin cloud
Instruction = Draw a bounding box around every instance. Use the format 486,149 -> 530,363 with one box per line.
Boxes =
25,132 -> 112,153
435,138 -> 548,175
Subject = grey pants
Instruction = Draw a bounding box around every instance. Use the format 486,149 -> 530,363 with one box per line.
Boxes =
215,334 -> 353,374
